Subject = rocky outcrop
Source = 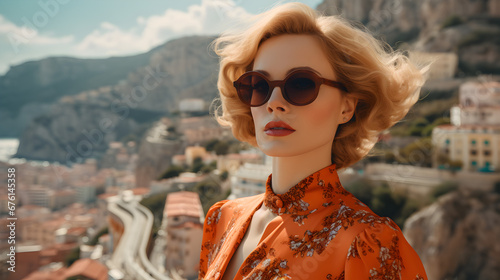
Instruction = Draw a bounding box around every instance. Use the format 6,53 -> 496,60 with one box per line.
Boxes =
14,103 -> 142,164
13,36 -> 219,163
317,0 -> 499,34
134,119 -> 184,188
0,52 -> 153,137
403,190 -> 500,280
317,0 -> 500,74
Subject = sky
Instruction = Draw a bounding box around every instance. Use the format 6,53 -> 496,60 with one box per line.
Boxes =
0,0 -> 323,75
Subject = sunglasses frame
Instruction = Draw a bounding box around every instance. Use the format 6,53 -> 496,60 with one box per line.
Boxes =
233,69 -> 349,107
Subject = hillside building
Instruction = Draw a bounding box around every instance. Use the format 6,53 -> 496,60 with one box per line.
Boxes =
432,80 -> 500,172
163,191 -> 204,279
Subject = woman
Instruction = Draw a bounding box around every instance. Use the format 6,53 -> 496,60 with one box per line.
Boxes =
199,3 -> 428,280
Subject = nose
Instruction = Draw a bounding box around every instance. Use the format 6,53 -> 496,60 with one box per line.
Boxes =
266,86 -> 289,113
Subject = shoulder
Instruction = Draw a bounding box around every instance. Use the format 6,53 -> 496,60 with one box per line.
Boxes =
207,193 -> 264,214
204,194 -> 264,227
344,219 -> 427,280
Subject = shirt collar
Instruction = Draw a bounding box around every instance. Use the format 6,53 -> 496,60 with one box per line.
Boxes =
263,164 -> 343,218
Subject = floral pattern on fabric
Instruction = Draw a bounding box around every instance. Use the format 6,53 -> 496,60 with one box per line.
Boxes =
198,164 -> 428,280
348,234 -> 404,280
326,272 -> 345,280
239,243 -> 291,280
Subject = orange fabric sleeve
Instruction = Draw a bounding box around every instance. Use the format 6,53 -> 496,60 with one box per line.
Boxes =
198,200 -> 229,280
344,222 -> 427,280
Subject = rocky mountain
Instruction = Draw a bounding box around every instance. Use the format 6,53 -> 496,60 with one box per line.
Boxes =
317,0 -> 500,75
404,189 -> 500,280
13,36 -> 219,163
0,51 -> 154,138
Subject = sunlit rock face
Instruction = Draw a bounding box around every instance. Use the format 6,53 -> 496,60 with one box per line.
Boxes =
317,0 -> 500,74
404,190 -> 500,280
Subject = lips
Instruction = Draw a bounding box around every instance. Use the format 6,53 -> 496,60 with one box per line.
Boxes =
264,121 -> 295,136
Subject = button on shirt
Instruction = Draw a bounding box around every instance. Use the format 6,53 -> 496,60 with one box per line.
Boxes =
198,164 -> 428,280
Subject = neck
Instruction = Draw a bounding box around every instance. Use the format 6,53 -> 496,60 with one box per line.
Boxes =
271,144 -> 333,194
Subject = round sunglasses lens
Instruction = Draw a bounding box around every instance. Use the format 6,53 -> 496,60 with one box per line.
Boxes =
285,73 -> 318,105
239,74 -> 269,106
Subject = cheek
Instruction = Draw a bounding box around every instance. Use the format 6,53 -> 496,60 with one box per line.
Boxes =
251,107 -> 265,131
250,107 -> 260,124
305,102 -> 339,128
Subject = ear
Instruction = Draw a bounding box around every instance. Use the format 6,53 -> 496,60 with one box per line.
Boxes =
339,95 -> 358,124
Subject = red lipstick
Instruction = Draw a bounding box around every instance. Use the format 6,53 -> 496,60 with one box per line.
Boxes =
264,121 -> 296,136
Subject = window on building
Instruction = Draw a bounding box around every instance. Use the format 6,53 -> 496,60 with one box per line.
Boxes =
471,139 -> 476,145
484,140 -> 490,145
445,139 -> 450,145
470,150 -> 477,156
444,148 -> 449,154
484,150 -> 491,156
471,161 -> 477,166
485,161 -> 491,167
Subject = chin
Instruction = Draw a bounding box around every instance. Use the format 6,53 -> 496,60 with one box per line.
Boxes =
258,143 -> 300,158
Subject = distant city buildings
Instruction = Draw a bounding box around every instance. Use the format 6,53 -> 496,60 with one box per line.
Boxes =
433,80 -> 500,172
178,116 -> 231,145
217,151 -> 264,173
228,157 -> 272,199
172,146 -> 217,166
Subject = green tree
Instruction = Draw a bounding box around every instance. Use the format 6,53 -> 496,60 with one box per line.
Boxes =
395,199 -> 421,226
159,164 -> 185,180
441,15 -> 463,29
398,137 -> 433,167
220,170 -> 229,181
65,246 -> 80,267
494,181 -> 500,194
371,184 -> 406,220
88,227 -> 108,246
140,191 -> 169,239
344,178 -> 374,207
191,157 -> 205,173
430,181 -> 458,200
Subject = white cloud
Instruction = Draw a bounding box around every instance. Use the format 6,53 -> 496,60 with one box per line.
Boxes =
0,14 -> 73,48
0,14 -> 75,74
75,0 -> 253,56
0,0 -> 253,75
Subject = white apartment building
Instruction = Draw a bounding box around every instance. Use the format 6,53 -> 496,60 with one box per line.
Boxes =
433,80 -> 500,172
228,157 -> 272,199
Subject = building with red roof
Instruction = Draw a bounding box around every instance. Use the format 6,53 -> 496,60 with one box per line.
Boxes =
163,191 -> 204,279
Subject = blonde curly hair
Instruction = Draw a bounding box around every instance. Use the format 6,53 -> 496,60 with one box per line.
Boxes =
212,2 -> 426,169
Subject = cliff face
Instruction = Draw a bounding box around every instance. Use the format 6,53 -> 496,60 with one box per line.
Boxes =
13,36 -> 219,163
403,190 -> 500,280
317,0 -> 499,33
317,0 -> 500,74
0,53 -> 152,137
14,103 -> 142,164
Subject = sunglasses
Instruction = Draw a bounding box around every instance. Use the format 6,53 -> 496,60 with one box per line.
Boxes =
233,69 -> 348,107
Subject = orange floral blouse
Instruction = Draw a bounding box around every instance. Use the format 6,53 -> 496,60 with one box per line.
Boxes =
198,164 -> 427,280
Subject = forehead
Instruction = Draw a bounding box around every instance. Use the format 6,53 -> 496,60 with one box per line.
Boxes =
252,34 -> 335,79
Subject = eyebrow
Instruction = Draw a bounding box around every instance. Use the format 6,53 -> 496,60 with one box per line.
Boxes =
253,66 -> 322,78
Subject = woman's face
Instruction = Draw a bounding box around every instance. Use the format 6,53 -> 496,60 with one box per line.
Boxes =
250,34 -> 356,158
